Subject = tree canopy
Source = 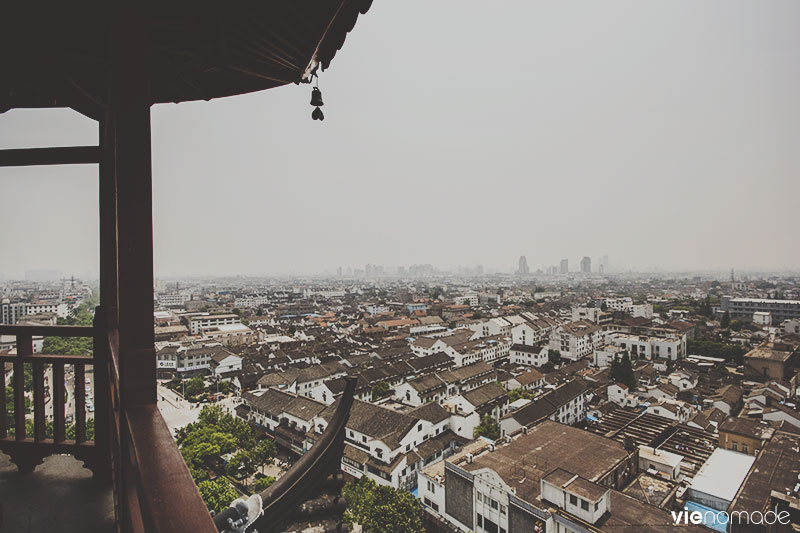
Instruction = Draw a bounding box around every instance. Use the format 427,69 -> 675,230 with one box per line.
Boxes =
177,404 -> 276,510
609,353 -> 636,390
342,477 -> 424,533
197,479 -> 240,514
474,414 -> 500,440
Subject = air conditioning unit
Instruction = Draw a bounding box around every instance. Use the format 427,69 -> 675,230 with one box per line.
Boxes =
466,453 -> 474,464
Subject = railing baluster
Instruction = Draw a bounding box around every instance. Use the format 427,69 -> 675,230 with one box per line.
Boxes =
14,333 -> 31,440
75,363 -> 86,443
0,361 -> 6,438
33,361 -> 45,441
53,364 -> 66,443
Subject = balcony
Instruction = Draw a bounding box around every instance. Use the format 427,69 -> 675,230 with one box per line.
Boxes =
1,2 -> 371,532
0,322 -> 217,532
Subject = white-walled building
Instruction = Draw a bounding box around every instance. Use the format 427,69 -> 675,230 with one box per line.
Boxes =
549,321 -> 602,361
509,344 -> 549,367
184,313 -> 242,335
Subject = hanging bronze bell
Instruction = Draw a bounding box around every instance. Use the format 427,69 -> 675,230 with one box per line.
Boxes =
312,107 -> 324,121
310,87 -> 324,107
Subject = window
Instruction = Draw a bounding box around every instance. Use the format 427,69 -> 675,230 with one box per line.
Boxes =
581,499 -> 589,511
500,504 -> 506,515
477,492 -> 483,503
570,494 -> 578,505
595,502 -> 600,511
477,513 -> 483,527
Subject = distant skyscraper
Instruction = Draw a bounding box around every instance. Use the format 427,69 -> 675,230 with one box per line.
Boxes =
517,256 -> 530,275
581,256 -> 591,273
476,264 -> 484,275
602,255 -> 609,272
559,259 -> 569,274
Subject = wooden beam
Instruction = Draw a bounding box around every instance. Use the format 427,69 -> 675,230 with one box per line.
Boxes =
0,146 -> 100,167
0,325 -> 94,338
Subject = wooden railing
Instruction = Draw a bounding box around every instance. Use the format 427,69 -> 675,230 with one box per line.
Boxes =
1,317 -> 216,533
100,310 -> 217,533
0,324 -> 103,473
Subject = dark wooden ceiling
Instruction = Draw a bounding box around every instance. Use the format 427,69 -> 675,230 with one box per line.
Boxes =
0,0 -> 372,119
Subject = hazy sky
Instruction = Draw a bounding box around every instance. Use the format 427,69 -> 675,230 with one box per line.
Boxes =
2,0 -> 799,279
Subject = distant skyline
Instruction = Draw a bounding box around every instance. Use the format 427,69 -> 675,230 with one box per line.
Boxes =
2,1 -> 800,278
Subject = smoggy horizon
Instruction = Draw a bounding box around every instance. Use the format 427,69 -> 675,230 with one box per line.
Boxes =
2,1 -> 800,278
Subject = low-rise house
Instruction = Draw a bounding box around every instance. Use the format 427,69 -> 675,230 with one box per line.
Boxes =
241,388 -> 328,455
468,317 -> 512,338
509,343 -> 548,367
646,399 -> 694,423
667,369 -> 698,391
728,430 -> 800,531
437,361 -> 495,397
718,417 -> 776,455
608,383 -> 637,408
315,399 -> 460,490
445,383 -> 509,439
761,403 -> 800,429
506,369 -> 545,392
396,374 -> 447,406
744,343 -> 797,381
709,384 -> 744,416
499,379 -> 591,436
638,445 -> 683,480
593,344 -> 626,368
209,350 -> 242,377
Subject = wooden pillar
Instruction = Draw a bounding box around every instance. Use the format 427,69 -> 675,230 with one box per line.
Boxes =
111,3 -> 156,408
109,5 -> 154,531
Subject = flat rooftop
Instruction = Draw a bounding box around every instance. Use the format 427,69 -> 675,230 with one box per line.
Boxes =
729,431 -> 800,515
460,421 -> 630,503
689,448 -> 755,503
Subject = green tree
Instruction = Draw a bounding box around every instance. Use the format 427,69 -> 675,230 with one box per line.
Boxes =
687,339 -> 746,364
343,477 -> 424,533
474,415 -> 500,440
371,381 -> 391,400
197,478 -> 239,514
429,287 -> 444,300
251,439 -> 277,474
184,375 -> 205,398
721,311 -> 731,329
609,354 -> 636,390
226,450 -> 254,479
507,388 -> 532,403
600,301 -> 608,311
253,476 -> 276,493
618,353 -> 636,390
5,382 -> 32,432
